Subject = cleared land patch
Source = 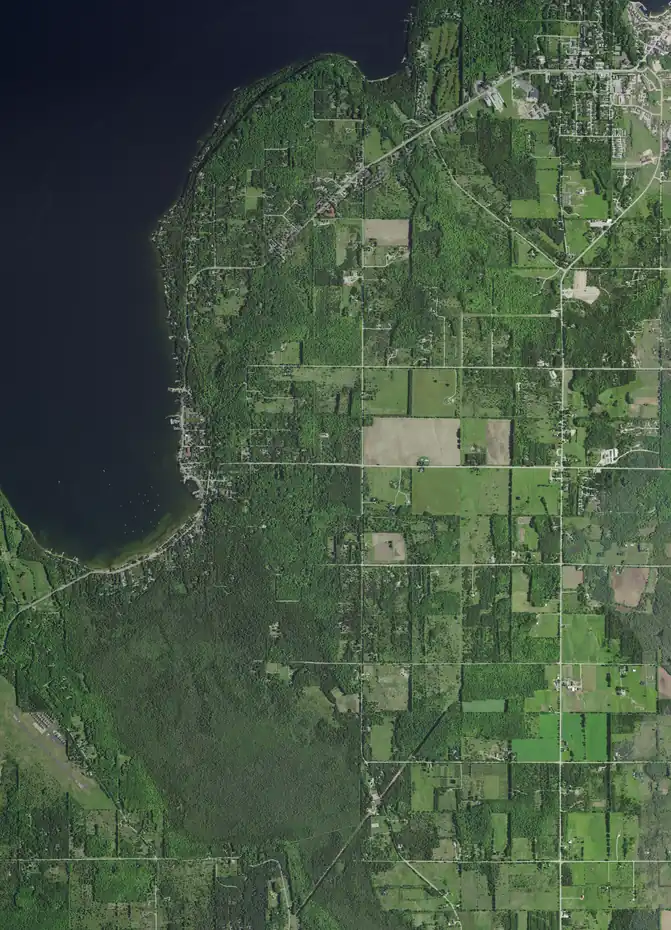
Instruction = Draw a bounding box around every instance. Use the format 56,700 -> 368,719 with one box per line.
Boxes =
368,532 -> 407,563
610,566 -> 650,608
363,416 -> 460,466
563,269 -> 600,305
363,664 -> 409,711
363,218 -> 410,246
411,368 -> 459,417
486,419 -> 511,465
658,667 -> 671,699
412,467 -> 509,515
562,565 -> 584,589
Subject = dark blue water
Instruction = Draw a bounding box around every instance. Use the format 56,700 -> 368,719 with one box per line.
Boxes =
0,0 -> 411,562
643,0 -> 670,11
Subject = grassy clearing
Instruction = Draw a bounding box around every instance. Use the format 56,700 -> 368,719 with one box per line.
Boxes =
581,192 -> 609,219
369,720 -> 395,762
625,113 -> 658,162
563,614 -> 617,663
4,559 -> 52,607
511,469 -> 561,515
564,218 -> 594,259
512,238 -> 557,273
412,468 -> 509,516
335,220 -> 361,266
411,469 -> 461,515
364,126 -> 388,163
512,715 -> 559,762
364,368 -> 409,415
565,812 -> 608,860
562,712 -> 608,762
562,168 -> 609,220
511,196 -> 558,218
410,368 -> 459,417
315,120 -> 362,172
460,418 -> 487,462
460,469 -> 509,515
287,364 -> 359,387
0,504 -> 55,607
410,767 -> 436,811
425,21 -> 461,114
537,168 -> 559,196
366,467 -> 409,505
535,156 -> 561,170
459,513 -> 495,563
244,186 -> 263,212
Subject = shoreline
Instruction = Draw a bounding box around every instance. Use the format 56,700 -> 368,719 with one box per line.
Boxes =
4,47 -> 413,578
151,55 -> 351,502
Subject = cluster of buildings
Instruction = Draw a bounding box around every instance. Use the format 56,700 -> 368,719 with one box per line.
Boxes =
169,387 -> 209,498
478,77 -> 552,119
611,73 -> 655,109
629,1 -> 671,58
554,674 -> 582,694
30,710 -> 65,744
536,33 -> 610,71
269,160 -> 392,260
513,77 -> 551,119
481,85 -> 506,112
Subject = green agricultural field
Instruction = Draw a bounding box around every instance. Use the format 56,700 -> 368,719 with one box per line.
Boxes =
513,238 -> 557,274
244,186 -> 263,212
537,169 -> 559,196
335,219 -> 361,266
565,812 -> 608,860
411,368 -> 459,416
512,713 -> 560,762
365,368 -> 409,414
511,469 -> 561,515
411,468 -> 461,514
412,467 -> 509,516
562,713 -> 609,763
4,558 -> 52,606
564,218 -> 593,258
370,720 -> 394,761
511,196 -> 558,218
364,126 -> 388,163
365,466 -> 411,505
562,614 -> 619,662
561,664 -> 657,714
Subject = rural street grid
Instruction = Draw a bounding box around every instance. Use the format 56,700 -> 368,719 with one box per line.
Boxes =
5,44 -> 671,928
